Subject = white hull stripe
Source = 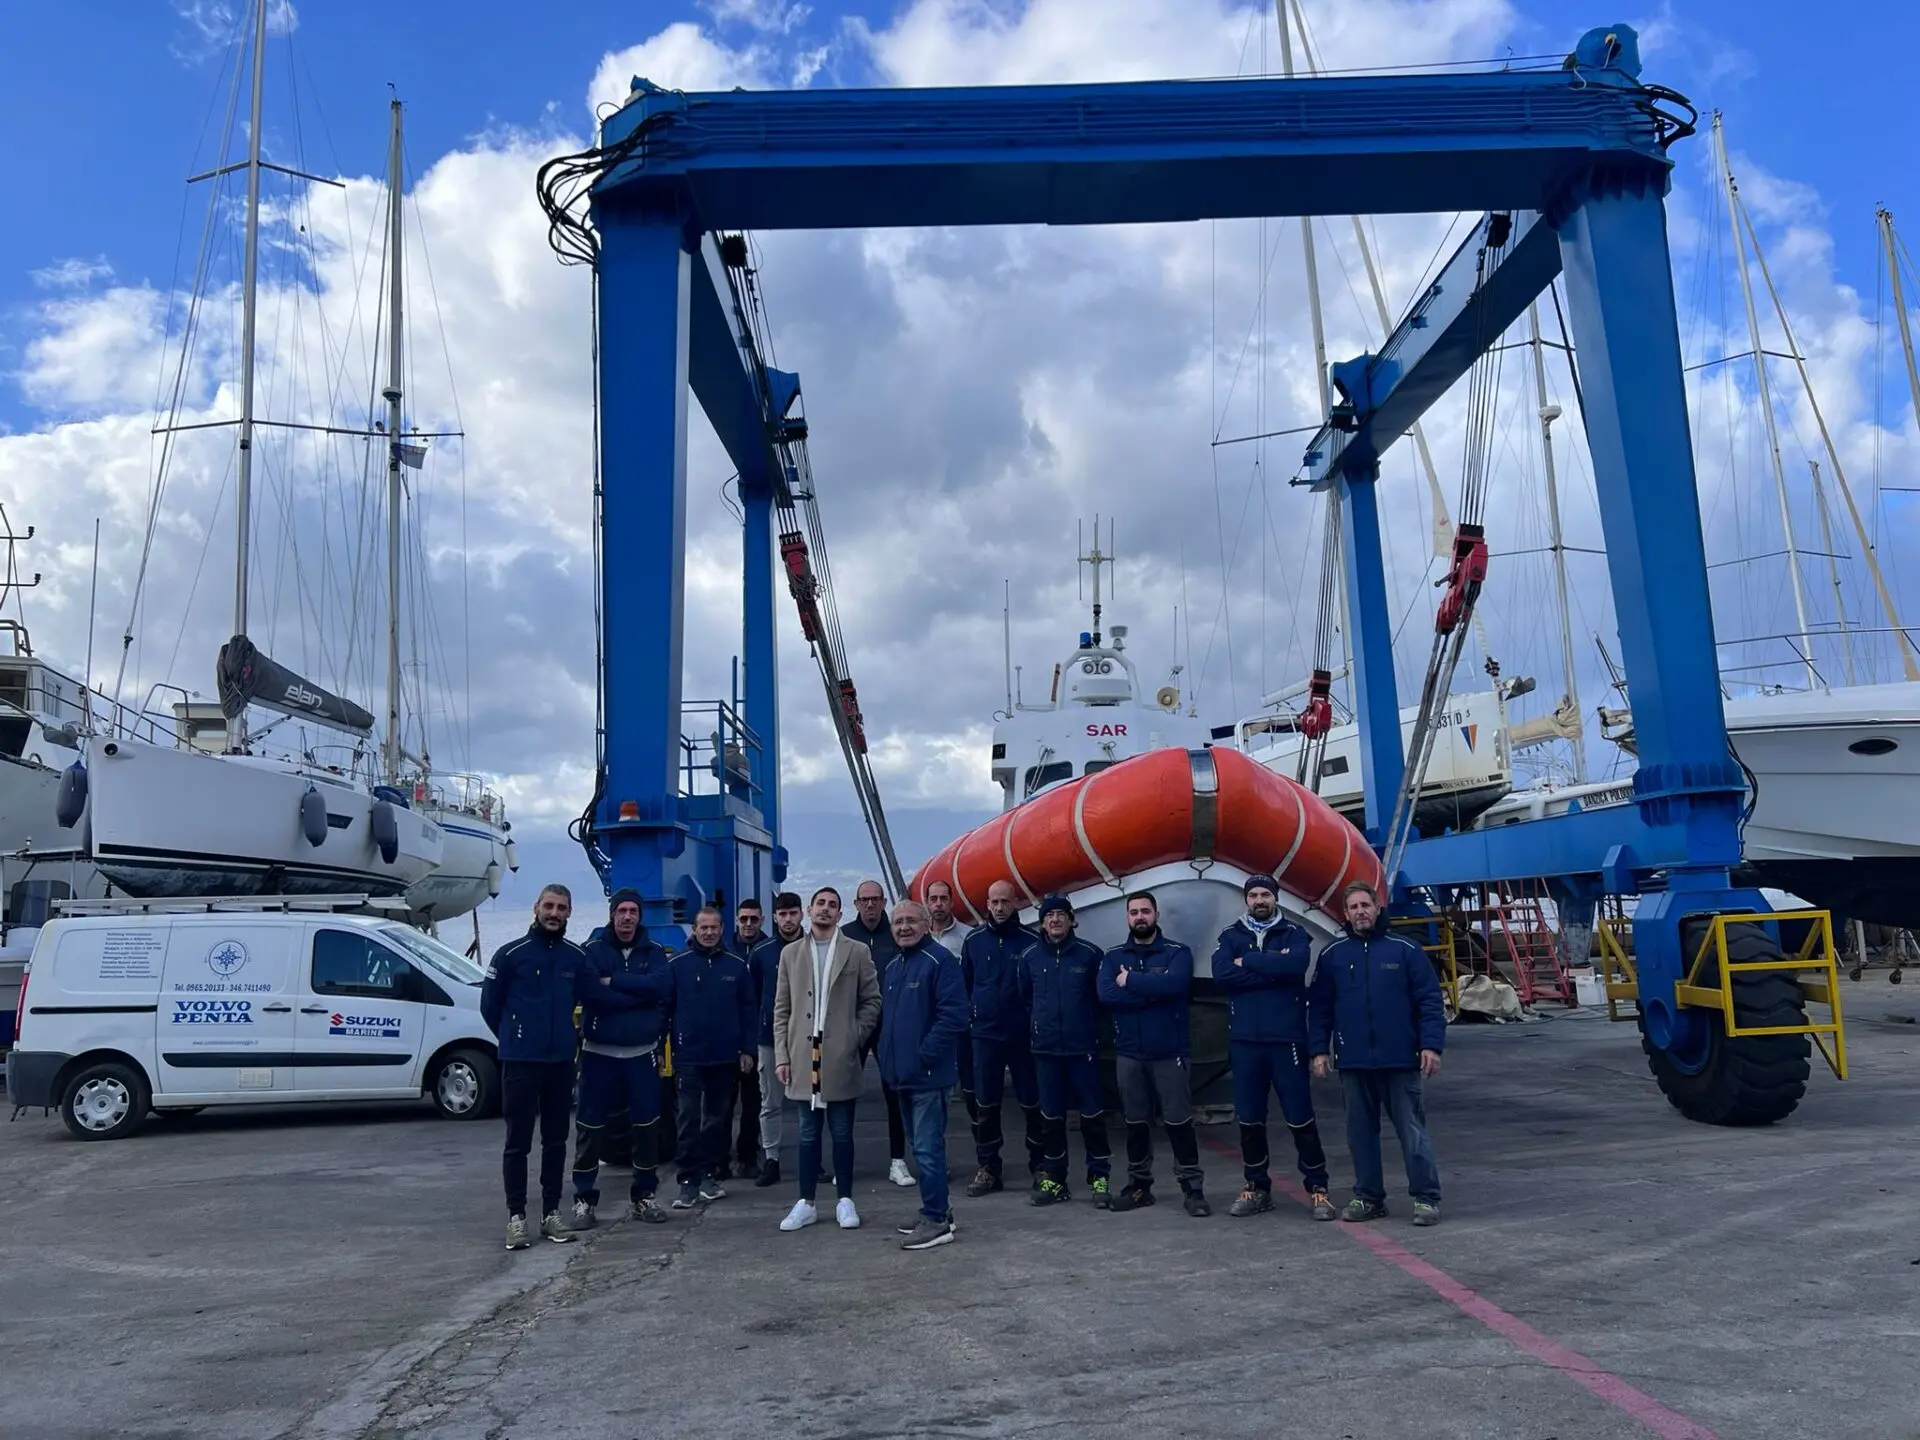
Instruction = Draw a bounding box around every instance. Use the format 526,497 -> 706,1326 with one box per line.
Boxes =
1273,781 -> 1309,880
1072,773 -> 1120,887
1316,824 -> 1355,910
1002,810 -> 1040,909
948,845 -> 982,926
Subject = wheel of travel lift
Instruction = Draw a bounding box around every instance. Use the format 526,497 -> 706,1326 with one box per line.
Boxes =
1640,917 -> 1811,1127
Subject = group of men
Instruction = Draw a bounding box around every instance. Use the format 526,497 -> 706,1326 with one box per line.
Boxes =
478,869 -> 1448,1254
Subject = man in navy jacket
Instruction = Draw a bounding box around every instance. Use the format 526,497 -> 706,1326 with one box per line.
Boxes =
571,887 -> 673,1228
878,900 -> 968,1250
1309,881 -> 1448,1226
960,880 -> 1045,1197
745,893 -> 804,1189
1098,890 -> 1209,1216
667,907 -> 758,1210
481,883 -> 588,1251
1211,874 -> 1335,1221
845,879 -> 912,1188
1016,894 -> 1113,1208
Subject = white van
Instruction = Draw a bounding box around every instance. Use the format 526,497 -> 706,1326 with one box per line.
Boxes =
6,907 -> 503,1139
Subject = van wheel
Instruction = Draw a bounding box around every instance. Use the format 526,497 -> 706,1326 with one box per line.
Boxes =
61,1061 -> 150,1141
429,1048 -> 497,1121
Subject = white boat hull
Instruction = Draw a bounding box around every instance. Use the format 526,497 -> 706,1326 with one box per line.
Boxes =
400,811 -> 513,924
84,737 -> 443,898
1476,685 -> 1920,926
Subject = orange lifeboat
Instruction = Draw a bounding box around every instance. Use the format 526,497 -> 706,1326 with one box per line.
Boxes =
911,746 -> 1381,924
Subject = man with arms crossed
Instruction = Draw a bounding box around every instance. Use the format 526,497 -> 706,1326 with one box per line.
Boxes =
961,880 -> 1045,1196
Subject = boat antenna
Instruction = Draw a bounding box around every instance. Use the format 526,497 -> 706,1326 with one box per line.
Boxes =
231,0 -> 268,750
1001,579 -> 1013,717
85,518 -> 100,735
1077,515 -> 1112,646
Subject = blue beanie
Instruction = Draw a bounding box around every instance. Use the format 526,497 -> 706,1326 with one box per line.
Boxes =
1038,894 -> 1074,920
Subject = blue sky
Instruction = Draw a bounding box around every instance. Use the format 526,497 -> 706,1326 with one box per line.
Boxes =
2,0 -> 1918,912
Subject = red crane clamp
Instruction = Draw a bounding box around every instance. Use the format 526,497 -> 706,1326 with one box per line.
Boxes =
1298,668 -> 1335,739
1434,523 -> 1489,635
837,678 -> 869,754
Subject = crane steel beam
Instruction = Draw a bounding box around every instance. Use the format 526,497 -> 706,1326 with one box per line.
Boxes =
1298,210 -> 1562,492
598,67 -> 1668,230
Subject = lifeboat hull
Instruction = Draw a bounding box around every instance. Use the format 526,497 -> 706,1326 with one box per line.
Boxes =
912,746 -> 1381,931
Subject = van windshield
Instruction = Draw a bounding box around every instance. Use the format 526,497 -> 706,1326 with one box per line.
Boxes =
378,924 -> 486,986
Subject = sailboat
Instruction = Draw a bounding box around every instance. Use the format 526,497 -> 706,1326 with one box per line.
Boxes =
55,4 -> 510,914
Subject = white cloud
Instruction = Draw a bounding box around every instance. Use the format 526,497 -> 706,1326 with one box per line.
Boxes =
30,257 -> 114,289
587,23 -> 774,117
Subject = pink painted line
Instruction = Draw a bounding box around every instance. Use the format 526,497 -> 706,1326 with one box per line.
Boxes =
1196,1135 -> 1719,1440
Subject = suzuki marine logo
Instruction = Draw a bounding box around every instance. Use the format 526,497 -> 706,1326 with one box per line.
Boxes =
329,1012 -> 402,1039
284,682 -> 322,709
172,999 -> 253,1025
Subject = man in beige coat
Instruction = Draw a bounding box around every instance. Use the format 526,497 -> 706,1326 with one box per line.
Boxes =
773,886 -> 882,1231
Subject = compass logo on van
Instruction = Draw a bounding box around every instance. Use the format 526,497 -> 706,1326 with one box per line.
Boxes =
208,940 -> 250,978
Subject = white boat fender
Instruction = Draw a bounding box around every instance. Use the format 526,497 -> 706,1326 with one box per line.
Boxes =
485,860 -> 503,898
299,786 -> 328,848
370,799 -> 401,864
504,838 -> 519,872
55,761 -> 87,829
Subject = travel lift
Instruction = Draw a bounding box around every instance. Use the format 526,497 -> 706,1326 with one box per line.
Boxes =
559,21 -> 1843,1122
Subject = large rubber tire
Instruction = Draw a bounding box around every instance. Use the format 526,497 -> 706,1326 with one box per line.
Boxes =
1641,919 -> 1811,1126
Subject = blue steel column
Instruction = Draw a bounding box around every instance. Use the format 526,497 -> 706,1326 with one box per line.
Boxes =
592,210 -> 691,921
1337,461 -> 1404,846
740,473 -> 783,881
1555,176 -> 1752,1059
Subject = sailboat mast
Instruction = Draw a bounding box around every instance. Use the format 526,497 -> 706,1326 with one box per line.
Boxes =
1276,1 -> 1353,704
1807,460 -> 1857,686
232,0 -> 268,745
1715,112 -> 1816,688
382,98 -> 406,785
1529,300 -> 1586,780
1882,208 -> 1920,462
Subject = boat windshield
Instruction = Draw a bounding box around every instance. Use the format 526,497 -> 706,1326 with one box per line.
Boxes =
379,923 -> 486,986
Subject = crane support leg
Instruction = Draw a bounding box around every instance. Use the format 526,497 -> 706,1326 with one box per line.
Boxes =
1336,460 -> 1404,840
1554,179 -> 1756,1062
593,214 -> 693,930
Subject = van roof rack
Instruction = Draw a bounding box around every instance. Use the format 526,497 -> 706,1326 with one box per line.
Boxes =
54,894 -> 412,917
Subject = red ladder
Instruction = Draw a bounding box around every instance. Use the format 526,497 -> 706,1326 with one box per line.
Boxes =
1482,879 -> 1574,1007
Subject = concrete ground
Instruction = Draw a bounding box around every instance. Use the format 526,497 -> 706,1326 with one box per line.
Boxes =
4,987 -> 1918,1440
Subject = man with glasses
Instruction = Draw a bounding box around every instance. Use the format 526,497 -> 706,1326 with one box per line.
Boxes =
725,897 -> 768,1179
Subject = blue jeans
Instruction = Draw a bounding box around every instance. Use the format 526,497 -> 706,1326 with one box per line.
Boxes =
1341,1068 -> 1441,1204
573,1048 -> 661,1203
971,1035 -> 1043,1177
1231,1040 -> 1328,1193
796,1098 -> 857,1203
897,1086 -> 952,1221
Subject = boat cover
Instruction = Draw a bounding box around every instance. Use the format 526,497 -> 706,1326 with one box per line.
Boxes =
216,634 -> 374,736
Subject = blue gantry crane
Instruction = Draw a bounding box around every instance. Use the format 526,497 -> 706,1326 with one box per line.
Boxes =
550,22 -> 1841,1122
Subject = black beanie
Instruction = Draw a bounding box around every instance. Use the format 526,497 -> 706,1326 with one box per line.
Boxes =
1243,874 -> 1281,897
608,887 -> 641,917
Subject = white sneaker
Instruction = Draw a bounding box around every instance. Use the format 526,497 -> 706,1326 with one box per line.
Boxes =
836,1197 -> 861,1229
779,1200 -> 818,1232
888,1159 -> 916,1187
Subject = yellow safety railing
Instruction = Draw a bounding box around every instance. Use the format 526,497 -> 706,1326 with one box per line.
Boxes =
1676,909 -> 1847,1080
1392,916 -> 1460,1014
1595,910 -> 1639,1022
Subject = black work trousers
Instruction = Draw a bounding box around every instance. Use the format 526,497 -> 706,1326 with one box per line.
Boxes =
676,1063 -> 739,1186
502,1059 -> 573,1218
